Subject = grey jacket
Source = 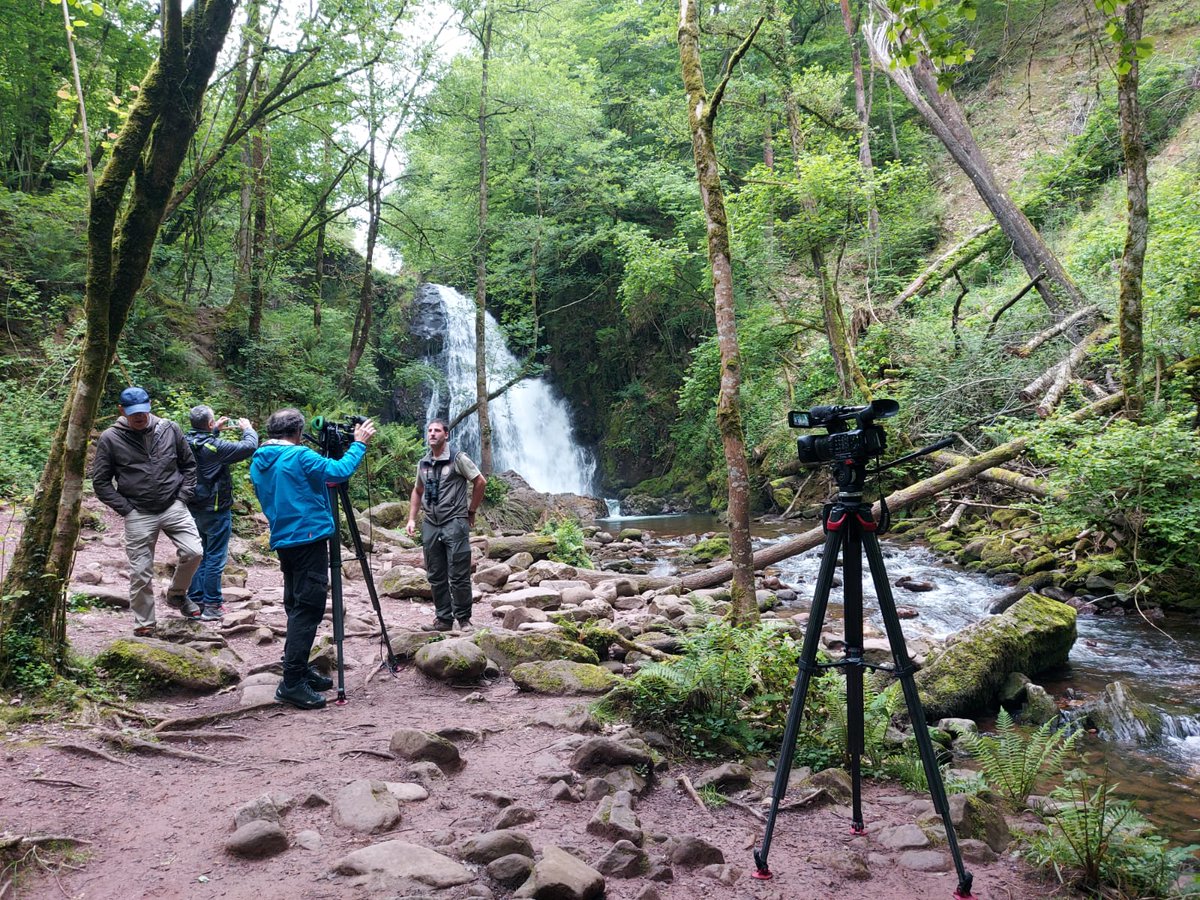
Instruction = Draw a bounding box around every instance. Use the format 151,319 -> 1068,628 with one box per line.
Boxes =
90,415 -> 196,516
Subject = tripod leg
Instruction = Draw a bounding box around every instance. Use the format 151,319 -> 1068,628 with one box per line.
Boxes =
754,527 -> 843,879
863,532 -> 974,899
326,486 -> 348,704
337,485 -> 399,671
842,522 -> 866,834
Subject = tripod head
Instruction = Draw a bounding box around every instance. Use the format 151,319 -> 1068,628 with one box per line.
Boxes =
305,415 -> 367,460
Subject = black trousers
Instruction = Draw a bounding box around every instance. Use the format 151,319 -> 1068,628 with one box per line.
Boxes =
278,538 -> 329,686
422,517 -> 473,623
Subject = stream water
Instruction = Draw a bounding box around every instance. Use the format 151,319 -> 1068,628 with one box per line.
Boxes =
598,512 -> 1200,844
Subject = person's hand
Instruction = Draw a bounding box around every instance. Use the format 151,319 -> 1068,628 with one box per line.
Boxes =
354,418 -> 376,444
467,510 -> 477,527
215,416 -> 230,431
405,519 -> 416,536
236,417 -> 252,431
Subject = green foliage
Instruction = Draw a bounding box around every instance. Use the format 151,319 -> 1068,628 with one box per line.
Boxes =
599,621 -> 800,758
960,708 -> 1077,809
697,784 -> 728,808
538,516 -> 592,568
798,674 -> 903,772
0,604 -> 58,693
483,475 -> 510,505
1025,771 -> 1199,897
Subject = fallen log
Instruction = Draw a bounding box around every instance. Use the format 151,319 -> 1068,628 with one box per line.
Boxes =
1011,305 -> 1101,357
484,535 -> 557,560
1037,325 -> 1114,417
890,221 -> 998,311
565,568 -> 681,591
927,450 -> 1056,498
681,391 -> 1127,590
1020,361 -> 1065,402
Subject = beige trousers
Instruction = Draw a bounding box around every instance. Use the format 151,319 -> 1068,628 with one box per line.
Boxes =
123,499 -> 203,627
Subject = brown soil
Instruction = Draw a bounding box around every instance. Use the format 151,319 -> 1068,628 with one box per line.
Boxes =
0,504 -> 1051,900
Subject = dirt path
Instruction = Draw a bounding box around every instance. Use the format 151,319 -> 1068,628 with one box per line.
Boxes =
0,505 -> 1050,899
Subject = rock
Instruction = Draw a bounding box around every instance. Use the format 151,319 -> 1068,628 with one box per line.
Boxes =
915,593 -> 1076,720
593,840 -> 649,878
295,829 -> 322,851
494,806 -> 537,830
225,820 -> 289,859
1022,684 -> 1059,725
488,853 -> 535,888
332,779 -> 402,834
70,585 -> 130,608
571,737 -> 654,774
945,793 -> 1011,852
808,848 -> 869,880
475,630 -> 599,673
233,792 -> 294,828
94,637 -> 239,694
389,728 -> 462,769
506,551 -> 535,569
669,835 -> 724,868
331,840 -> 474,888
385,782 -> 430,803
476,563 -> 512,587
379,564 -> 433,600
959,838 -> 997,863
514,845 -> 605,900
1084,680 -> 1161,743
365,500 -> 410,528
415,638 -> 488,682
491,585 -> 563,610
693,763 -> 753,793
934,718 -> 979,740
487,535 -> 558,560
458,829 -> 534,864
699,863 -> 741,884
504,607 -> 549,629
511,660 -> 620,695
999,671 -> 1031,706
808,767 -> 852,802
549,780 -> 580,802
586,790 -> 642,845
617,528 -> 644,542
390,629 -> 443,660
877,823 -> 929,850
899,850 -> 952,872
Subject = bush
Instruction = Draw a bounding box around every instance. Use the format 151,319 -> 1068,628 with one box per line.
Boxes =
538,515 -> 591,568
959,707 -> 1077,810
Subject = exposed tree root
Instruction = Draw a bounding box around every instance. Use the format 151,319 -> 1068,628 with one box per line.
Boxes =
154,730 -> 250,744
48,741 -> 136,768
152,702 -> 274,733
93,728 -> 223,764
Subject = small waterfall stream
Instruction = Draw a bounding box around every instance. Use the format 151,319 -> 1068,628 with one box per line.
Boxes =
419,284 -> 597,495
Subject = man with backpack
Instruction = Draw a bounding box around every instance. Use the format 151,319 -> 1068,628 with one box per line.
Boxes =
405,419 -> 487,633
185,405 -> 259,621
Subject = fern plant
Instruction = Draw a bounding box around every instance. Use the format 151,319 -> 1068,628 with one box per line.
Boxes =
1025,771 -> 1199,897
960,707 -> 1077,809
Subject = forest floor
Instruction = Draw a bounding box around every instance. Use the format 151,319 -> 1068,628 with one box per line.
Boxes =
0,502 -> 1054,900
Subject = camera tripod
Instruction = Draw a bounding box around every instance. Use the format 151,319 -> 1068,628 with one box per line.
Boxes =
753,459 -> 974,899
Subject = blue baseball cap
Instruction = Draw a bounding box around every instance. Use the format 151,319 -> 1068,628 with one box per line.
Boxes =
119,386 -> 151,415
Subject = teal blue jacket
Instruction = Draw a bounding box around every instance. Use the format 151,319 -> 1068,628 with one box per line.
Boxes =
249,440 -> 366,549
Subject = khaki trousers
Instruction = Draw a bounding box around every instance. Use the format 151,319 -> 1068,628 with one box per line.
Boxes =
124,499 -> 203,627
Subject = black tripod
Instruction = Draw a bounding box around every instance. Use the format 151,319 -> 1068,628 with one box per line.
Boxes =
309,419 -> 400,704
753,459 -> 974,900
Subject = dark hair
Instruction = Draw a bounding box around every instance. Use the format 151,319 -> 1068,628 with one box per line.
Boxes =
267,408 -> 305,440
189,404 -> 215,431
427,418 -> 449,432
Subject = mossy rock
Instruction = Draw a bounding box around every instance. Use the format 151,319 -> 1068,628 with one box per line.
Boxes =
365,500 -> 411,528
414,638 -> 488,683
771,487 -> 795,510
986,563 -> 1023,576
1022,552 -> 1058,575
95,638 -> 240,695
685,535 -> 730,564
475,631 -> 599,673
915,594 -> 1076,720
510,660 -> 620,695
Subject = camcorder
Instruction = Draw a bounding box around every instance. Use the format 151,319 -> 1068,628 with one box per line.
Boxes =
310,415 -> 368,459
789,399 -> 900,466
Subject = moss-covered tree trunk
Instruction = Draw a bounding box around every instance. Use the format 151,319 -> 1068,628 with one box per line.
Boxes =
678,0 -> 762,624
1116,0 -> 1147,416
0,0 -> 237,686
474,12 -> 494,473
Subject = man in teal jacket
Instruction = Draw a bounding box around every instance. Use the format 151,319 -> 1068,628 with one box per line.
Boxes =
250,408 -> 375,710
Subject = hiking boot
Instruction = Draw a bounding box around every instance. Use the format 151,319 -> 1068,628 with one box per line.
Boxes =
306,666 -> 334,692
200,605 -> 225,622
456,620 -> 474,635
421,619 -> 453,633
166,593 -> 202,619
275,680 -> 327,710
133,625 -> 156,637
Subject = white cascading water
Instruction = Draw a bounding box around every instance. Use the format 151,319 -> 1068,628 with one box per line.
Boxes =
424,284 -> 597,495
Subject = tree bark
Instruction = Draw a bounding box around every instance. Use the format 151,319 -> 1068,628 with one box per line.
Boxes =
889,221 -> 997,311
0,0 -> 237,685
678,0 -> 762,624
838,0 -> 878,234
344,71 -> 381,392
813,248 -> 872,399
927,450 -> 1056,498
471,13 -> 495,473
1116,0 -> 1148,416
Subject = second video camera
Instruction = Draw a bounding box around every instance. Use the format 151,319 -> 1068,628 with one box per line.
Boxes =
311,415 -> 368,459
789,399 -> 899,466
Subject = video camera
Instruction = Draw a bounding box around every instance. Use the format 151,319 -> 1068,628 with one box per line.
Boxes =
310,415 -> 368,459
789,399 -> 899,466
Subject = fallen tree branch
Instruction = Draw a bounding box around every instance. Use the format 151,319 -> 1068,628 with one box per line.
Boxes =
1011,304 -> 1101,357
939,502 -> 969,531
983,274 -> 1045,341
927,451 -> 1056,498
154,730 -> 250,744
676,775 -> 713,816
1037,324 -> 1114,417
890,221 -> 997,311
1020,360 -> 1065,402
24,778 -> 97,791
337,748 -> 396,760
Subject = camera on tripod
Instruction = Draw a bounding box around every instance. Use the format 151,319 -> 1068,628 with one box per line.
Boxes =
789,399 -> 899,465
310,415 -> 367,459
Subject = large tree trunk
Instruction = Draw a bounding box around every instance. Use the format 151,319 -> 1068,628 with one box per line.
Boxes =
0,0 -> 237,686
839,0 -> 878,234
813,248 -> 872,398
474,14 -> 494,473
344,76 -> 380,392
1116,0 -> 1148,416
865,21 -> 1086,316
678,0 -> 762,624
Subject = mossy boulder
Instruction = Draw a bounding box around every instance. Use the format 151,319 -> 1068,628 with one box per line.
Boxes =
379,565 -> 432,600
684,535 -> 730,564
510,660 -> 621,695
365,501 -> 411,528
95,637 -> 240,695
475,630 -> 599,673
415,638 -> 488,683
915,594 -> 1076,720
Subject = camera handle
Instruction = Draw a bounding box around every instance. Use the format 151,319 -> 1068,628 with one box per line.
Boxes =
326,480 -> 400,704
752,481 -> 974,899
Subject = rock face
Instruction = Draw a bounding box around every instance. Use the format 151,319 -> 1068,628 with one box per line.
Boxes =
515,845 -> 605,900
95,637 -> 239,693
475,630 -> 599,673
332,839 -> 474,888
415,638 -> 488,682
915,593 -> 1076,719
511,660 -> 621,695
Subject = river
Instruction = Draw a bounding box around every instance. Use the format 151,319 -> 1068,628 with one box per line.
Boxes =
597,512 -> 1200,845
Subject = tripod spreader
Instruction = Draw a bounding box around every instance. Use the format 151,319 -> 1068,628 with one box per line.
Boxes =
327,481 -> 400,704
752,483 -> 974,899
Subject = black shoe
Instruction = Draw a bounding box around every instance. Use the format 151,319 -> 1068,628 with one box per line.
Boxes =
306,666 -> 334,692
421,619 -> 453,632
275,680 -> 327,710
456,620 -> 474,634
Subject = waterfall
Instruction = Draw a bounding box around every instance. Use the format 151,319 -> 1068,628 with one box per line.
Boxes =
420,284 -> 597,496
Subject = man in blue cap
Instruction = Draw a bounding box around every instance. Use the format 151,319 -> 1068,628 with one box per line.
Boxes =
90,386 -> 204,635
